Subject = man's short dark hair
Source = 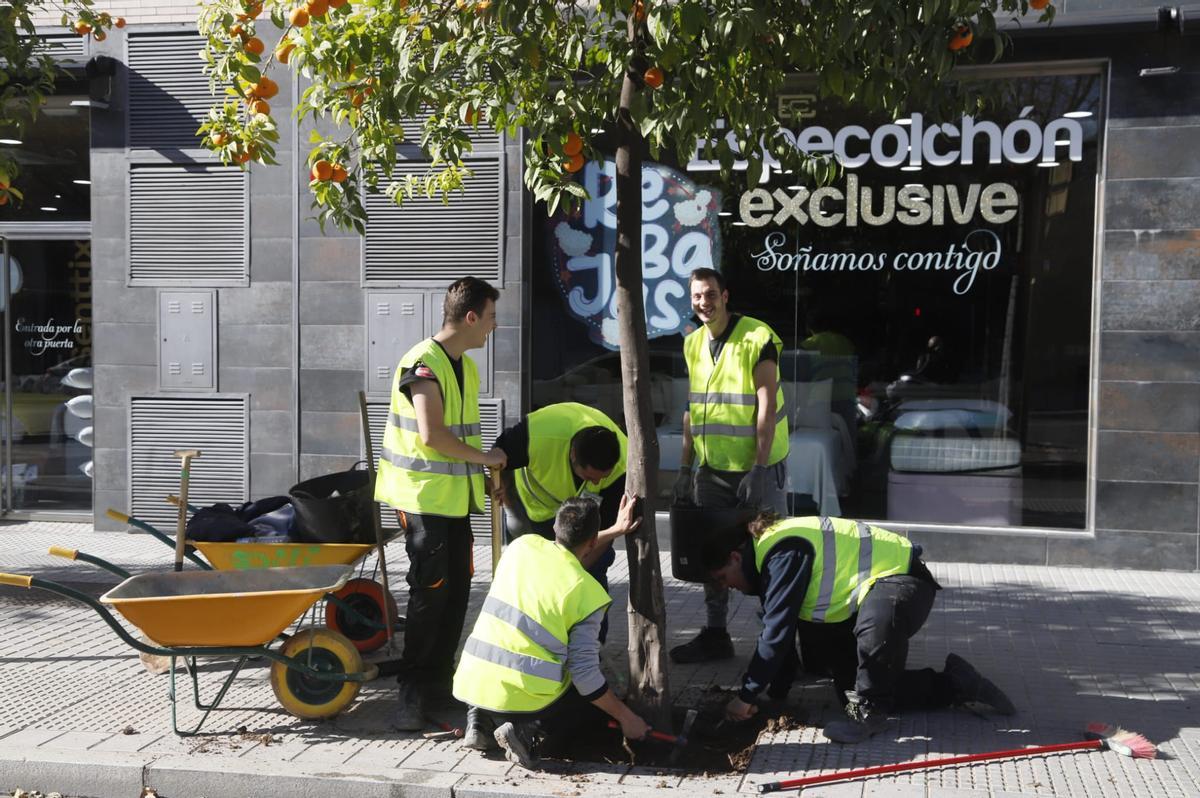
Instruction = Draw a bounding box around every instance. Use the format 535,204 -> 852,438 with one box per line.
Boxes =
554,497 -> 602,549
572,427 -> 620,472
689,267 -> 727,293
702,527 -> 752,572
443,276 -> 500,325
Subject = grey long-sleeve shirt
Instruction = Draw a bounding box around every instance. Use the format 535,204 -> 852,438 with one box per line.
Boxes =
566,608 -> 609,701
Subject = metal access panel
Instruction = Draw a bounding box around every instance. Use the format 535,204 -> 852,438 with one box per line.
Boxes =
366,292 -> 425,396
429,291 -> 492,395
158,290 -> 217,391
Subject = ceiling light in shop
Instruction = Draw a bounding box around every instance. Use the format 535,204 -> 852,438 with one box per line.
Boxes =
900,165 -> 921,172
717,211 -> 732,217
787,184 -> 804,190
0,138 -> 21,145
731,221 -> 748,226
894,118 -> 911,126
1037,161 -> 1060,168
1063,110 -> 1093,118
40,206 -> 59,212
73,179 -> 92,185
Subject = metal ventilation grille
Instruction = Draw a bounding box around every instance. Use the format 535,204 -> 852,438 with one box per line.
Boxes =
33,35 -> 87,63
129,396 -> 249,528
365,399 -> 503,535
129,164 -> 247,284
398,109 -> 501,153
363,159 -> 502,284
128,33 -> 213,149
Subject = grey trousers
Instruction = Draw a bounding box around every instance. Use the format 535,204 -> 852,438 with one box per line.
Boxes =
692,461 -> 788,629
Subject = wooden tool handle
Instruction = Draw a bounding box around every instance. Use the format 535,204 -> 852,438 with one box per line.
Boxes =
489,470 -> 503,574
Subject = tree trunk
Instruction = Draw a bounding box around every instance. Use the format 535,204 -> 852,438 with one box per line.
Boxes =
614,23 -> 671,730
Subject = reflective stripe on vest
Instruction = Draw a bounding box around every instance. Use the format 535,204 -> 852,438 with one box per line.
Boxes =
373,338 -> 485,515
511,402 -> 627,524
753,516 -> 912,624
684,317 -> 789,472
452,535 -> 612,713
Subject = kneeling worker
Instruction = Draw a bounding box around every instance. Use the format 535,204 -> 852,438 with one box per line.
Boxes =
453,497 -> 649,766
706,513 -> 1015,744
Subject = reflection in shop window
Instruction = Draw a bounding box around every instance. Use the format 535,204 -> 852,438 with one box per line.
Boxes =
532,70 -> 1101,531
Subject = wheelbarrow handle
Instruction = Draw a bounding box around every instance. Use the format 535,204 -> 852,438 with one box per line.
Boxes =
49,546 -> 132,580
606,720 -> 681,744
0,573 -> 33,588
106,507 -> 212,571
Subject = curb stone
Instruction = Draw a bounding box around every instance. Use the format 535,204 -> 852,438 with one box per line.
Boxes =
0,748 -> 144,798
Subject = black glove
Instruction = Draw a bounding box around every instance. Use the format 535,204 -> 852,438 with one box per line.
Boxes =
672,466 -> 694,506
736,464 -> 770,508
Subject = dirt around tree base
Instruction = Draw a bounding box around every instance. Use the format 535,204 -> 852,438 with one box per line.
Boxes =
532,689 -> 809,775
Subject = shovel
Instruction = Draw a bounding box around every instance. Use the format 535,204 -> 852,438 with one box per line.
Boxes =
609,708 -> 697,765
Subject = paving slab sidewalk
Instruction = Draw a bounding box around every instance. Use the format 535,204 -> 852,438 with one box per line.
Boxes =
1,520 -> 1198,798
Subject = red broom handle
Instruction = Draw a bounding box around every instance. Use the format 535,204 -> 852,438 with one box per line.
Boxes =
606,720 -> 679,744
758,739 -> 1104,792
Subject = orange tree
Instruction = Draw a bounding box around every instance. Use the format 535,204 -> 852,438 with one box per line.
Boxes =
0,1 -> 123,203
197,0 -> 1054,724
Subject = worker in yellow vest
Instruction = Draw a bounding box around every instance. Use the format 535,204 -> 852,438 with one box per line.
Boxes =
671,267 -> 790,664
492,402 -> 627,634
375,276 -> 508,731
453,496 -> 649,767
705,513 -> 1015,744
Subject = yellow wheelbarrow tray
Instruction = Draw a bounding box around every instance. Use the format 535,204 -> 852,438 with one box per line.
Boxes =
0,566 -> 369,736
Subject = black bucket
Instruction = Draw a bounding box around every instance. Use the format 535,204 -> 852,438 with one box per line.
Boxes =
669,504 -> 757,584
289,464 -> 376,544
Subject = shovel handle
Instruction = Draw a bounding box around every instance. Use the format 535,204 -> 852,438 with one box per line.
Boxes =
606,720 -> 679,744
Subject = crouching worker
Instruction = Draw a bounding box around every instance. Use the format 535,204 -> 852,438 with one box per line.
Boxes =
706,513 -> 1015,744
453,496 -> 650,768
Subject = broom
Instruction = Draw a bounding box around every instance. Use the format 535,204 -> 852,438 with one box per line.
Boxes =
757,722 -> 1157,793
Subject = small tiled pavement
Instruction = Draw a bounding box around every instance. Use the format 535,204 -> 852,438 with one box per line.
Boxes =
1,519 -> 1198,798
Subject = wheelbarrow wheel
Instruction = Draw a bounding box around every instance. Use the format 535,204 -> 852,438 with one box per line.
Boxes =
325,577 -> 399,653
270,626 -> 362,720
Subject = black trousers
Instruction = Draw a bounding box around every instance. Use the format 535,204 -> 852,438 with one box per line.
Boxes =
796,567 -> 954,712
479,688 -> 604,741
396,511 -> 474,687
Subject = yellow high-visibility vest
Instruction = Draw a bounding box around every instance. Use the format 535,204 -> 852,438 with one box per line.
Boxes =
453,534 -> 612,712
374,338 -> 485,516
512,402 -> 627,523
684,316 -> 788,472
753,516 -> 913,624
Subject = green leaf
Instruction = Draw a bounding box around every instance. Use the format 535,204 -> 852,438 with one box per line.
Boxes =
679,3 -> 704,39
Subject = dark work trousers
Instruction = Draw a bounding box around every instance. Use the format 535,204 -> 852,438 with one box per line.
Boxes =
848,571 -> 954,712
397,511 -> 474,688
479,687 -> 605,743
693,463 -> 789,629
501,470 -> 616,642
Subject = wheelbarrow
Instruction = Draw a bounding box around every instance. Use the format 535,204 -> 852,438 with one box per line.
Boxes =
0,565 -> 369,736
107,506 -> 401,654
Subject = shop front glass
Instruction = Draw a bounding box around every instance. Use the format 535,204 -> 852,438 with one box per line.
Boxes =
0,81 -> 93,515
531,68 -> 1102,531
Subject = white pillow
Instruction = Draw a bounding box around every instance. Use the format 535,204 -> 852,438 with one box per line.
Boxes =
792,379 -> 832,429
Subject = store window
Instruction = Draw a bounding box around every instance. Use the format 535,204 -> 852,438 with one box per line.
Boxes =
532,68 -> 1102,531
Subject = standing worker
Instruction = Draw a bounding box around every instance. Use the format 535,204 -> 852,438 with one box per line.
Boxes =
670,267 -> 790,664
375,276 -> 507,731
492,401 -> 627,604
453,497 -> 649,766
705,513 -> 1015,743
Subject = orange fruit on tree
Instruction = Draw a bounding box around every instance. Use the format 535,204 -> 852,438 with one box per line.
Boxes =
475,0 -> 491,12
463,106 -> 480,125
114,17 -> 126,27
93,29 -> 107,41
250,98 -> 271,115
1029,0 -> 1050,8
643,66 -> 664,89
275,41 -> 296,64
73,21 -> 92,35
230,23 -> 246,38
211,131 -> 230,147
244,36 -> 265,55
330,164 -> 348,182
0,193 -> 9,206
289,6 -> 310,26
0,173 -> 10,190
948,25 -> 973,51
349,90 -> 365,107
633,0 -> 646,22
563,153 -> 585,173
563,131 -> 583,156
235,150 -> 253,164
329,0 -> 349,7
251,76 -> 278,99
310,160 -> 334,181
307,0 -> 329,17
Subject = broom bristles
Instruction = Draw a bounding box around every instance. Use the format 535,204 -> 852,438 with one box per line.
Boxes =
1085,722 -> 1158,760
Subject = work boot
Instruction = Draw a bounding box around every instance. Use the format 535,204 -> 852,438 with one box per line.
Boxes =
944,653 -> 1016,716
392,681 -> 425,731
822,693 -> 889,744
494,721 -> 540,770
669,627 -> 735,664
463,706 -> 498,752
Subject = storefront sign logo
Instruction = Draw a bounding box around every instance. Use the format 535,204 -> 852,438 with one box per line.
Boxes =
14,318 -> 87,355
688,107 -> 1084,178
547,159 -> 722,349
751,229 -> 1003,295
